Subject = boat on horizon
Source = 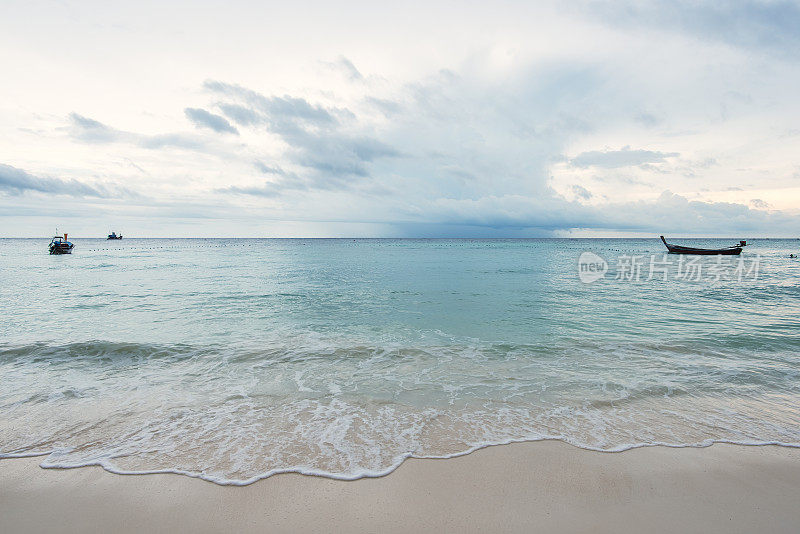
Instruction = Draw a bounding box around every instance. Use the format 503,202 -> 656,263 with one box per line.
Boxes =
660,236 -> 745,256
107,231 -> 123,240
49,233 -> 74,255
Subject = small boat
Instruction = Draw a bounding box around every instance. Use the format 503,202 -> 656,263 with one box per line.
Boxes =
49,233 -> 74,255
660,236 -> 745,255
107,231 -> 123,240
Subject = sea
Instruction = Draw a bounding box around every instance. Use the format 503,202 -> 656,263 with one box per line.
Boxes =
1,238 -> 799,484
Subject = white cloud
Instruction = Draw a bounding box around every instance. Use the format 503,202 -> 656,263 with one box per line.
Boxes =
569,147 -> 680,169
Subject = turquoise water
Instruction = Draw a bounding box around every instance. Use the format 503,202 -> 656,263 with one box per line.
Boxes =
1,238 -> 799,483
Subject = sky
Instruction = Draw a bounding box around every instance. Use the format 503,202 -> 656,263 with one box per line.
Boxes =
1,0 -> 799,237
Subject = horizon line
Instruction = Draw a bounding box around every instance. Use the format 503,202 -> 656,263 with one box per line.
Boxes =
3,236 -> 796,240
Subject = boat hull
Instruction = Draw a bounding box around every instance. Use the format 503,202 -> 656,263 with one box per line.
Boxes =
664,245 -> 742,255
660,236 -> 742,255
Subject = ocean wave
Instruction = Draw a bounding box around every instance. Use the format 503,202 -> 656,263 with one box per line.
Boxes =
1,337 -> 799,484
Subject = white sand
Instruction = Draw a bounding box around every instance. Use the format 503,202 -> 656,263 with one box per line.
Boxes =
2,441 -> 799,533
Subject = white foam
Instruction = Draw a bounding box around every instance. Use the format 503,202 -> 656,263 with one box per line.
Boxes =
3,337 -> 800,485
5,438 -> 796,486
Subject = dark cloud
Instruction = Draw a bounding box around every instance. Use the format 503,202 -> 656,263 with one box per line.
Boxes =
350,138 -> 399,161
750,198 -> 770,209
217,104 -> 262,127
266,96 -> 340,127
422,190 -> 794,235
205,81 -> 337,127
0,163 -> 107,197
611,190 -> 788,233
570,146 -> 679,168
206,80 -> 401,183
184,108 -> 238,134
283,133 -> 400,177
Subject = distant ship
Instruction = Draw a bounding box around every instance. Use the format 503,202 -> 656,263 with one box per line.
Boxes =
107,231 -> 123,240
49,233 -> 74,254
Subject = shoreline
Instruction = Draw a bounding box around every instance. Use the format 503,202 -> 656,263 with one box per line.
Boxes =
2,441 -> 799,533
5,437 -> 800,485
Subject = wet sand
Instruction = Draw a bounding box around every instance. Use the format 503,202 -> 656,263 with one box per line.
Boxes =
2,441 -> 799,533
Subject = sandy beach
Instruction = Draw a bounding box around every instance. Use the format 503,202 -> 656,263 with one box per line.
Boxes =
2,441 -> 799,533
4,0 -> 800,530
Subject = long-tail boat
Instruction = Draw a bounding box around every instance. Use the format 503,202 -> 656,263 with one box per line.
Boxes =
49,233 -> 74,254
660,236 -> 745,255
